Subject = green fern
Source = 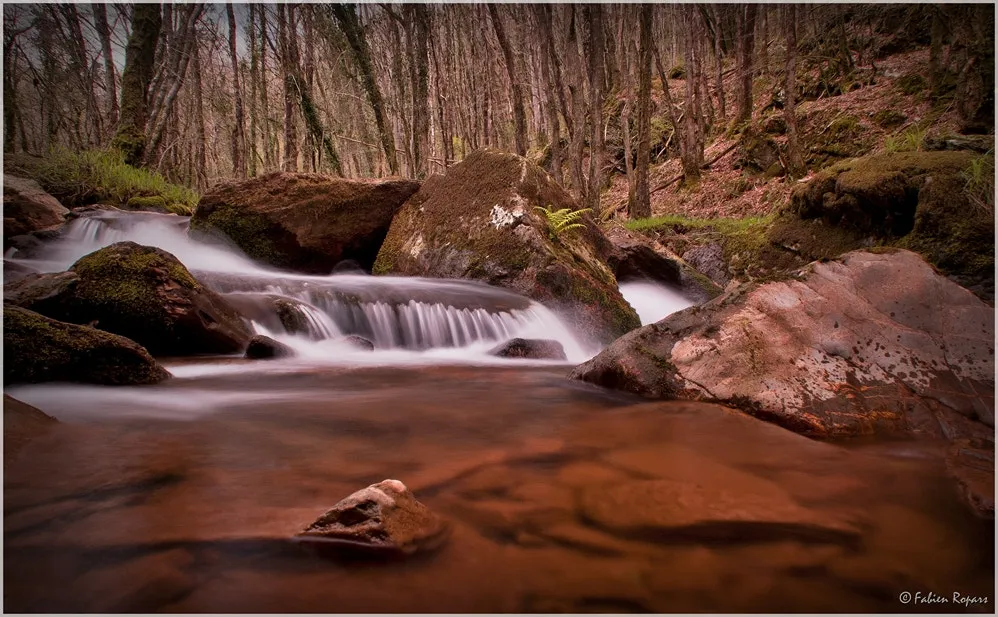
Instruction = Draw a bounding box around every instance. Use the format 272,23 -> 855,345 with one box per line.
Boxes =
535,205 -> 591,238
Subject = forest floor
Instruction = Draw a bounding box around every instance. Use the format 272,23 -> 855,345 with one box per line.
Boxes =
602,48 -> 968,221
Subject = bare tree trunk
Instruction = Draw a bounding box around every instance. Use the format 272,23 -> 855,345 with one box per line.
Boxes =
631,5 -> 653,219
487,4 -> 527,156
191,37 -> 208,189
409,5 -> 431,177
536,5 -> 562,184
566,7 -> 587,200
680,7 -> 705,181
330,4 -> 399,175
113,3 -> 162,166
92,3 -> 119,132
928,7 -> 946,96
227,3 -> 246,178
584,4 -> 606,212
248,4 -> 258,176
259,6 -> 273,171
734,4 -> 757,125
709,4 -> 726,122
278,3 -> 298,172
783,4 -> 805,179
621,37 -> 634,206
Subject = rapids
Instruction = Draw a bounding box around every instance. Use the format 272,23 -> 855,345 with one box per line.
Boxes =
7,210 -> 693,365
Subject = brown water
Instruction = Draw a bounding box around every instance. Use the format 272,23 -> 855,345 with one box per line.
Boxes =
4,365 -> 994,613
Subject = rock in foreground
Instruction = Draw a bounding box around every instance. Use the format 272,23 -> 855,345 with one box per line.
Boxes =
3,305 -> 171,386
373,150 -> 640,347
572,249 -> 994,439
3,175 -> 69,243
191,172 -> 420,273
296,479 -> 449,558
5,242 -> 252,356
488,338 -> 567,361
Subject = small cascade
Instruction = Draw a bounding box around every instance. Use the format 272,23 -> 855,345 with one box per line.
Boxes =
618,280 -> 695,325
8,210 -> 595,364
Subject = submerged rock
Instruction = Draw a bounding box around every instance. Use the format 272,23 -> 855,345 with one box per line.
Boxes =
373,150 -> 640,347
573,249 -> 994,438
5,242 -> 252,356
223,293 -> 322,339
488,338 -> 567,361
190,172 -> 420,274
245,335 -> 295,360
3,305 -> 171,386
296,479 -> 449,558
342,335 -> 375,351
4,394 -> 58,468
3,175 -> 69,244
946,440 -> 995,519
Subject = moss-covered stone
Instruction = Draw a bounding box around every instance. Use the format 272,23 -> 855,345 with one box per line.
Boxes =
125,195 -> 169,213
6,243 -> 253,356
896,73 -> 927,95
3,305 -> 171,386
190,172 -> 420,273
872,109 -> 907,130
374,150 -> 640,346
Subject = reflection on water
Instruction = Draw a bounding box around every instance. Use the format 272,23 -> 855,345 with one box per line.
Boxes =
5,366 -> 993,613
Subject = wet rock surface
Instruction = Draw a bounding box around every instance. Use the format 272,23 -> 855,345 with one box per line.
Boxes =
488,338 -> 567,361
6,242 -> 253,356
190,172 -> 420,274
296,479 -> 449,558
373,150 -> 640,347
3,305 -> 171,386
245,335 -> 295,360
3,174 -> 70,243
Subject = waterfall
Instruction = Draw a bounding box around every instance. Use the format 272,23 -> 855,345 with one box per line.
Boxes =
8,212 -> 593,364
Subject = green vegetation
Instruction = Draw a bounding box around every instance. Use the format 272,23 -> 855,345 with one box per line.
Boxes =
10,148 -> 198,213
883,125 -> 927,153
963,151 -> 995,216
625,213 -> 771,235
535,205 -> 591,239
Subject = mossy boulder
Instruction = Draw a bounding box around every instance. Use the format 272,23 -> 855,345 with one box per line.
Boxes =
373,150 -> 640,346
3,305 -> 171,386
3,175 -> 69,246
5,242 -> 253,356
190,172 -> 420,274
789,151 -> 993,299
736,127 -> 783,176
572,249 -> 994,439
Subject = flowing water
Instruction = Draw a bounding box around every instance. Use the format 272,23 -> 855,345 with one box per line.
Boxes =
4,212 -> 994,613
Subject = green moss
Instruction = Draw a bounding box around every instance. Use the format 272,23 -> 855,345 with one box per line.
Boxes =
125,195 -> 168,212
15,148 -> 199,210
191,202 -> 283,265
872,109 -> 907,130
896,73 -> 927,96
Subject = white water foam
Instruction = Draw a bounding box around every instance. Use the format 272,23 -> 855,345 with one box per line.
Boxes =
619,281 -> 695,325
8,212 -> 596,367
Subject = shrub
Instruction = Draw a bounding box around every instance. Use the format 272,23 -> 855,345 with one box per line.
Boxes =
23,148 -> 198,213
963,152 -> 995,217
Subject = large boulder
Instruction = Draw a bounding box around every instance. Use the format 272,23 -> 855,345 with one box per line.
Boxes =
373,150 -> 640,346
3,175 -> 69,245
245,335 -> 295,359
190,172 -> 420,273
4,305 -> 171,386
4,242 -> 252,356
572,249 -> 994,439
295,479 -> 449,558
788,151 -> 993,300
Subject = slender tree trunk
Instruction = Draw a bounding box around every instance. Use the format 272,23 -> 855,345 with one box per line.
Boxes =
259,6 -> 273,171
709,4 -> 726,122
227,3 -> 246,178
191,37 -> 208,189
783,4 -> 805,179
330,4 -> 399,175
928,7 -> 946,96
584,4 -> 606,212
680,7 -> 705,181
248,4 -> 258,176
113,3 -> 162,166
536,5 -> 562,184
487,4 -> 527,156
566,7 -> 587,200
734,4 -> 757,124
92,3 -> 119,132
410,5 -> 431,177
621,38 -> 635,205
278,4 -> 298,172
631,5 -> 653,219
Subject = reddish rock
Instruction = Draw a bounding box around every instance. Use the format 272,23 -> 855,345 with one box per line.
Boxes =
3,175 -> 69,244
245,335 -> 294,360
296,479 -> 449,558
190,172 -> 420,274
573,249 -> 994,438
373,150 -> 639,346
